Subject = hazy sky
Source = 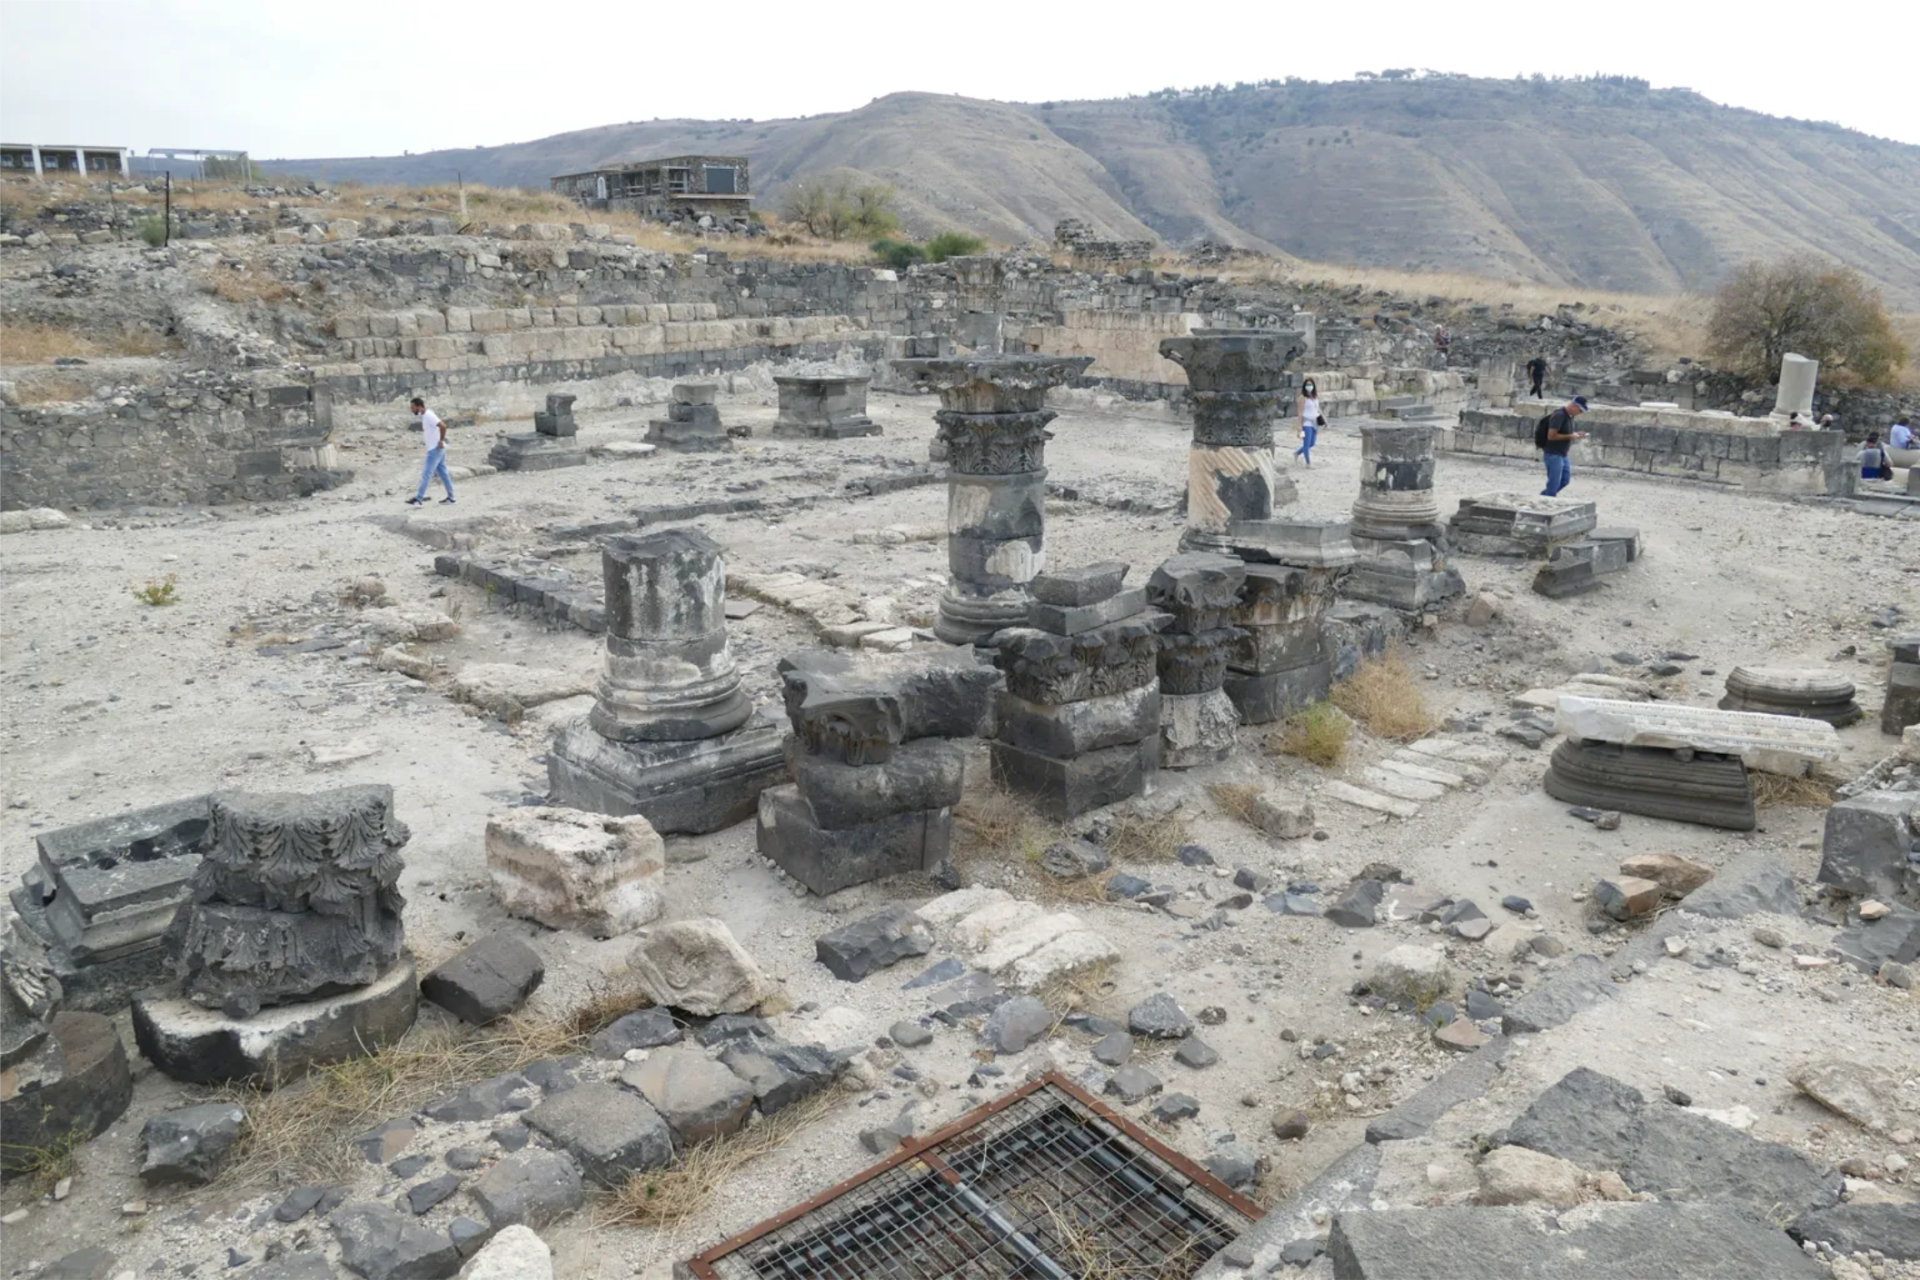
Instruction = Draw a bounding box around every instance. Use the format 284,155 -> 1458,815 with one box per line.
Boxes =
3,0 -> 1916,157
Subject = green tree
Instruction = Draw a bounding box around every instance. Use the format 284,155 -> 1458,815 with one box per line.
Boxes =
780,179 -> 900,241
1706,255 -> 1907,388
924,231 -> 987,263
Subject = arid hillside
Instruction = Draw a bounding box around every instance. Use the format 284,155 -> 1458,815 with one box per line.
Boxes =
270,76 -> 1920,304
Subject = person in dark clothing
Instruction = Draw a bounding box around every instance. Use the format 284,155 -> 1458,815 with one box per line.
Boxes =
1525,356 -> 1547,399
1540,395 -> 1588,497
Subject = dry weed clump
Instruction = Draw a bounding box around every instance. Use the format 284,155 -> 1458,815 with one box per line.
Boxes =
1206,781 -> 1262,825
955,785 -> 1060,869
1,321 -> 172,367
213,1015 -> 587,1190
595,1083 -> 854,1228
8,378 -> 93,405
1102,808 -> 1188,862
1330,652 -> 1435,742
4,1126 -> 87,1199
1271,702 -> 1351,767
1033,956 -> 1118,1016
1751,770 -> 1836,809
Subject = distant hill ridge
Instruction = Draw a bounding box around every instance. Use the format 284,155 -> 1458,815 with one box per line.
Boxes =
268,76 -> 1920,306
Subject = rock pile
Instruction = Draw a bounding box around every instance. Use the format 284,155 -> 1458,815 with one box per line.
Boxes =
990,566 -> 1168,819
758,647 -> 996,894
1719,666 -> 1864,727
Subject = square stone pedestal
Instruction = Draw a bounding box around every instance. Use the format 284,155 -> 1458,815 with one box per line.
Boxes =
547,716 -> 786,835
488,433 -> 587,471
1345,540 -> 1467,611
989,738 -> 1159,822
755,785 -> 951,896
1223,660 -> 1334,725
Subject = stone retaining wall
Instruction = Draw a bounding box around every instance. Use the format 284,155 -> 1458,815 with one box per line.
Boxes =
1,377 -> 347,511
1450,408 -> 1852,495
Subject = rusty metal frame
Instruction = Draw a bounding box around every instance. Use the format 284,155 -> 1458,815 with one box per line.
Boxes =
686,1071 -> 1262,1277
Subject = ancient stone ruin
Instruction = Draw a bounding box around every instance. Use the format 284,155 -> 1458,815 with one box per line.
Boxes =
547,528 -> 786,833
894,354 -> 1092,645
488,392 -> 586,470
649,381 -> 728,451
1148,553 -> 1247,769
1159,329 -> 1301,556
770,371 -> 878,439
131,785 -> 419,1083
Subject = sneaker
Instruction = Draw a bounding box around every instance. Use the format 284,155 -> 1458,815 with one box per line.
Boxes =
406,497 -> 425,506
439,497 -> 456,504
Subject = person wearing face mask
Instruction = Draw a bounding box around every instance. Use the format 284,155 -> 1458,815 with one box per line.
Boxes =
1294,378 -> 1323,467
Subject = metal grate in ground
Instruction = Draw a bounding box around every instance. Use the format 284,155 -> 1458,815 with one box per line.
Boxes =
690,1073 -> 1261,1280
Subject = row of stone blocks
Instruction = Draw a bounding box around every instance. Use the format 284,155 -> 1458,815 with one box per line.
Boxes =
433,552 -> 606,634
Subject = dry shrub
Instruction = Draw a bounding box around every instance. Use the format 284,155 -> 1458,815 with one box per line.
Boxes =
1271,702 -> 1350,767
595,1083 -> 854,1228
1032,956 -> 1118,1016
1751,770 -> 1836,809
1,322 -> 98,363
1103,808 -> 1188,862
1330,652 -> 1434,742
213,1015 -> 586,1190
210,270 -> 289,305
1207,781 -> 1261,824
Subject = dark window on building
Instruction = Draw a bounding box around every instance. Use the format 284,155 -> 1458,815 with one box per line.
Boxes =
703,165 -> 737,195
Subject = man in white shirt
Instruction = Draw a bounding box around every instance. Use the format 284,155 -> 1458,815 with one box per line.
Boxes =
407,397 -> 455,505
1891,416 -> 1915,451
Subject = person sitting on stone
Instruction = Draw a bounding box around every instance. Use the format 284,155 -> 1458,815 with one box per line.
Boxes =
1859,433 -> 1892,481
1890,415 -> 1915,452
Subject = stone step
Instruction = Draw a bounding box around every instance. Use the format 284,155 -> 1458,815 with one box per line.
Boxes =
1359,767 -> 1448,802
1379,756 -> 1475,789
1320,780 -> 1421,819
1405,737 -> 1508,768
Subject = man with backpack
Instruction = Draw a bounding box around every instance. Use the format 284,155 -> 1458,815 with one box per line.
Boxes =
1535,396 -> 1588,497
407,396 -> 455,506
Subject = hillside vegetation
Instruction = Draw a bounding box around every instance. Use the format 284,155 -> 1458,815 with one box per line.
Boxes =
269,76 -> 1920,307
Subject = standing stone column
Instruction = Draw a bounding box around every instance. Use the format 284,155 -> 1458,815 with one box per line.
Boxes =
1345,423 -> 1465,611
1773,353 -> 1818,419
1159,330 -> 1299,555
893,355 -> 1093,645
1148,553 -> 1246,768
549,528 -> 786,834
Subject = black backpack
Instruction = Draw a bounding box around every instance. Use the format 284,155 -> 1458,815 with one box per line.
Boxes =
1534,414 -> 1552,449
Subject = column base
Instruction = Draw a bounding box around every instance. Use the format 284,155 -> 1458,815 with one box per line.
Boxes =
487,433 -> 588,471
989,738 -> 1157,822
548,715 -> 787,835
935,592 -> 1029,646
649,420 -> 732,452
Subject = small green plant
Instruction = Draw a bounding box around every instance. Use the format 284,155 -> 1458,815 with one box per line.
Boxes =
925,230 -> 987,263
1271,702 -> 1350,767
870,238 -> 925,271
137,216 -> 168,248
5,1126 -> 87,1199
134,573 -> 179,606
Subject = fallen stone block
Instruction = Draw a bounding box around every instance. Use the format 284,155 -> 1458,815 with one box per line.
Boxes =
459,1224 -> 553,1280
328,1202 -> 463,1280
1506,1067 -> 1840,1221
755,784 -> 952,897
1816,791 -> 1919,906
470,1149 -> 583,1230
1543,738 -> 1755,831
1788,1202 -> 1920,1261
1477,1145 -> 1587,1206
1555,695 -> 1840,775
1104,1065 -> 1164,1103
1127,992 -> 1192,1039
1619,853 -> 1713,898
1593,876 -> 1664,922
1831,900 -> 1920,972
484,807 -> 665,937
420,933 -> 545,1025
0,1010 -> 133,1179
1325,879 -> 1385,928
1367,945 -> 1455,1005
1679,852 -> 1800,919
1328,1202 -> 1823,1279
590,1007 -> 680,1058
138,1102 -> 247,1187
624,1045 -> 755,1145
628,918 -> 770,1016
523,1082 -> 672,1188
814,905 -> 933,982
1788,1058 -> 1906,1133
717,1039 -> 841,1114
982,995 -> 1052,1054
1248,788 -> 1315,839
450,663 -> 592,718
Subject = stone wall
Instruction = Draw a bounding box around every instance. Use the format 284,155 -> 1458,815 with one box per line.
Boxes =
1450,408 -> 1852,495
0,376 -> 346,511
1018,309 -> 1201,383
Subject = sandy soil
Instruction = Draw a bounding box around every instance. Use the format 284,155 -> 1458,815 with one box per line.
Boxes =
1,390 -> 1913,1277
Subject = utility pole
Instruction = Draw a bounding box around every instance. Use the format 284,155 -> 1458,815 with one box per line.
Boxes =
457,170 -> 466,222
164,171 -> 172,248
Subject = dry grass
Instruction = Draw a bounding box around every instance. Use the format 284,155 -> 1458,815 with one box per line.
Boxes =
9,378 -> 93,405
1102,808 -> 1188,863
1751,770 -> 1836,809
1016,1190 -> 1205,1279
206,267 -> 290,305
0,322 -> 170,364
955,785 -> 1061,869
4,1126 -> 87,1199
1032,956 -> 1119,1017
212,1014 -> 588,1191
1270,702 -> 1351,767
594,1082 -> 855,1228
1330,651 -> 1435,743
1206,782 -> 1261,825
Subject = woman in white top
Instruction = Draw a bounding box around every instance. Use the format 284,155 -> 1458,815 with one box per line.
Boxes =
1294,378 -> 1322,466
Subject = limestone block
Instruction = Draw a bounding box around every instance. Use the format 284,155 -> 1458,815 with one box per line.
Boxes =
628,918 -> 771,1016
1556,695 -> 1839,774
470,309 -> 509,334
444,307 -> 471,333
486,806 -> 666,937
1368,945 -> 1455,1005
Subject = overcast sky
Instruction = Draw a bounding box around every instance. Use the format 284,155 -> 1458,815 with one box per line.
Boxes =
3,0 -> 1916,157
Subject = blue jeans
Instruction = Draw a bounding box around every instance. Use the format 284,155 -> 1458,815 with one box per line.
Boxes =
1542,452 -> 1571,496
415,446 -> 454,500
1294,423 -> 1317,464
